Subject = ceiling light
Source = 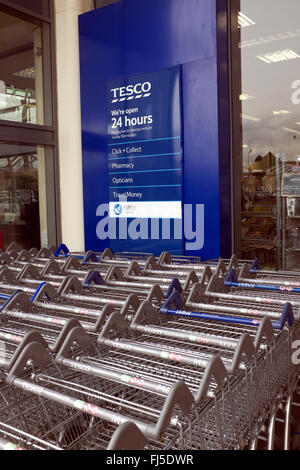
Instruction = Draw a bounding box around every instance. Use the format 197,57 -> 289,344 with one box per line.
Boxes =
238,12 -> 256,28
13,67 -> 35,80
273,110 -> 291,115
282,127 -> 300,135
241,113 -> 261,122
243,144 -> 249,148
296,122 -> 300,126
240,93 -> 255,101
241,29 -> 300,48
257,49 -> 300,64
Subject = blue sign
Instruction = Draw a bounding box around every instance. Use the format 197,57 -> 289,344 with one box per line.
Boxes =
107,66 -> 184,252
79,0 -> 228,260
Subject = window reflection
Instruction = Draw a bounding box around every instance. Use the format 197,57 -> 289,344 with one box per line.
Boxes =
240,0 -> 300,269
0,143 -> 48,250
6,1 -> 50,17
0,10 -> 44,124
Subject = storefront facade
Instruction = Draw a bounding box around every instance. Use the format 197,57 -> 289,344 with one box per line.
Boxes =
1,0 -> 299,267
0,0 -> 59,250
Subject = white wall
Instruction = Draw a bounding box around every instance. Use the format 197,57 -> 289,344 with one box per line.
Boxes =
55,0 -> 92,251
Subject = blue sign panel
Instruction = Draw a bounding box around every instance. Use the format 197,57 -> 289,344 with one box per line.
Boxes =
107,67 -> 184,253
79,0 -> 230,260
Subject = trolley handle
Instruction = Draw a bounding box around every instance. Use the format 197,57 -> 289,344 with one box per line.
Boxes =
98,312 -> 130,340
0,253 -> 11,267
99,324 -> 214,370
0,290 -> 24,311
131,302 -> 242,350
16,249 -> 30,263
30,282 -> 52,303
29,247 -> 39,257
105,266 -> 124,283
157,251 -> 172,267
56,324 -> 91,357
82,270 -> 105,288
249,258 -> 260,273
103,326 -> 256,376
131,300 -> 160,327
17,264 -> 41,282
6,242 -> 20,252
6,340 -> 52,382
146,284 -> 165,304
120,294 -> 141,317
225,269 -> 300,296
57,351 -> 191,401
49,319 -> 89,354
161,290 -> 186,311
82,251 -> 99,266
164,278 -> 183,299
8,340 -> 195,443
57,276 -> 82,297
194,356 -> 228,405
183,271 -> 199,293
54,244 -> 70,258
0,422 -> 61,451
8,373 -> 193,442
144,256 -> 159,271
215,259 -> 227,278
41,260 -> 62,277
62,255 -> 82,273
124,261 -> 141,278
254,317 -> 274,352
0,267 -> 18,284
91,303 -> 115,332
6,249 -> 18,261
37,246 -> 51,258
228,254 -> 240,272
107,422 -> 147,450
227,334 -> 255,374
100,247 -> 115,261
160,304 -> 294,331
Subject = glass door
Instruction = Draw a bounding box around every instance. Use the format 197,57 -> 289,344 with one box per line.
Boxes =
0,142 -> 48,250
240,0 -> 300,269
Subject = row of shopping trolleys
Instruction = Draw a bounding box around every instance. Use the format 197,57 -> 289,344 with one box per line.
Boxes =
0,242 -> 299,451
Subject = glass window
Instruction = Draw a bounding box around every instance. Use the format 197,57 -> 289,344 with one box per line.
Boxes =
0,10 -> 44,124
0,142 -> 48,250
240,0 -> 300,269
5,1 -> 50,18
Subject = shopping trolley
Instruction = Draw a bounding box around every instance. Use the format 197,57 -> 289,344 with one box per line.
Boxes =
158,290 -> 298,449
0,267 -> 143,320
3,336 -> 195,450
93,311 -> 286,449
52,316 -> 245,450
0,261 -> 183,314
0,289 -> 113,335
1,244 -> 299,450
199,271 -> 300,317
0,330 -> 150,450
0,421 -> 62,450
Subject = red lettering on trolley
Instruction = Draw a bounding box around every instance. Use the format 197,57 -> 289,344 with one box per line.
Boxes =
83,403 -> 100,415
169,353 -> 182,362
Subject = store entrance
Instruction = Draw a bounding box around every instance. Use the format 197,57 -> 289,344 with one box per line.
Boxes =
240,0 -> 300,270
0,142 -> 45,250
